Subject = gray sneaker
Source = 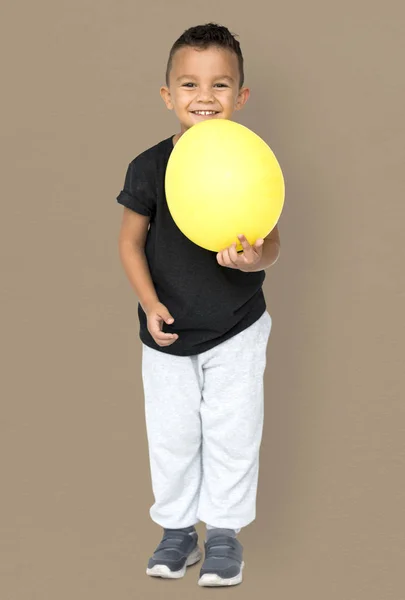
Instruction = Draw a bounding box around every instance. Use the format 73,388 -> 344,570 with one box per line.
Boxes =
146,527 -> 202,579
198,533 -> 245,586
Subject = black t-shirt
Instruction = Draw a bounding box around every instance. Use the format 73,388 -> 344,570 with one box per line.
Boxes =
116,134 -> 267,356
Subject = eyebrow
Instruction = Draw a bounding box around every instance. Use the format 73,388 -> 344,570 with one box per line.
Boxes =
176,75 -> 235,83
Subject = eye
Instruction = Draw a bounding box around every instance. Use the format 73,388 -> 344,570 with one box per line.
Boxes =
182,82 -> 196,87
215,83 -> 229,88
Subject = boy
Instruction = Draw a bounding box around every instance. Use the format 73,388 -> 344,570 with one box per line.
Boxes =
116,23 -> 281,587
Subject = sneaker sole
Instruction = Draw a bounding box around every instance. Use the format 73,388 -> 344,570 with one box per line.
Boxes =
146,545 -> 203,579
198,561 -> 245,587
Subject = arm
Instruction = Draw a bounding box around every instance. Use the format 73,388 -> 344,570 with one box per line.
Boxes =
118,208 -> 158,313
118,208 -> 178,346
244,224 -> 281,272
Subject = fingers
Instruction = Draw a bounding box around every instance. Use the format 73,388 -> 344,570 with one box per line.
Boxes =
217,237 -> 250,268
153,332 -> 179,347
216,235 -> 263,270
149,323 -> 179,346
237,234 -> 254,260
216,251 -> 225,267
157,306 -> 174,325
150,320 -> 178,346
217,243 -> 239,268
148,307 -> 179,347
228,243 -> 240,265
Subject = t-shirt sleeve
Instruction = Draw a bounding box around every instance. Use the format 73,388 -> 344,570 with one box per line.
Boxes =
116,154 -> 156,218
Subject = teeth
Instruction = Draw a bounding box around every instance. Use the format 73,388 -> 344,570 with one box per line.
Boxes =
193,111 -> 217,115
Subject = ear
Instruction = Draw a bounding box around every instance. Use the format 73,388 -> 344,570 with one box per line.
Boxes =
234,86 -> 250,111
160,86 -> 174,110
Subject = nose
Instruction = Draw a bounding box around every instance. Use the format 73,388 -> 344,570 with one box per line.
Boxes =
196,85 -> 215,103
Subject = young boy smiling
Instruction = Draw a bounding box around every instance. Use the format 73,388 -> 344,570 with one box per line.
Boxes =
116,23 -> 280,587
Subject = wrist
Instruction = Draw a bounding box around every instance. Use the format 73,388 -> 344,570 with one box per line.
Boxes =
142,296 -> 160,315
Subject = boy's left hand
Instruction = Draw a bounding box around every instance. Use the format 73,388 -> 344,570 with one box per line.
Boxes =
216,234 -> 264,272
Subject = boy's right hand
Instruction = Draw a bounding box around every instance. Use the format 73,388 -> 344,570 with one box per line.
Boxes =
146,302 -> 179,347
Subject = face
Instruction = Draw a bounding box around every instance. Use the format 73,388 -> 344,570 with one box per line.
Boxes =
160,46 -> 250,137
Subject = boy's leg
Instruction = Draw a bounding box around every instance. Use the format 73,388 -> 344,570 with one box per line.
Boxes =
142,345 -> 203,529
197,311 -> 272,530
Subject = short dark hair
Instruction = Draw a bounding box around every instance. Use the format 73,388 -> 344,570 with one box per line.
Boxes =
165,23 -> 244,88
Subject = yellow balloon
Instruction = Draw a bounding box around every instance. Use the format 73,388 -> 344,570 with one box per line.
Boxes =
165,119 -> 285,252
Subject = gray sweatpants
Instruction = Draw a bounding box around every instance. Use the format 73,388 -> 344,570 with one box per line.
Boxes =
141,310 -> 272,530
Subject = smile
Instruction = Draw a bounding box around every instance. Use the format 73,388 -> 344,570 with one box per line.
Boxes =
191,111 -> 219,115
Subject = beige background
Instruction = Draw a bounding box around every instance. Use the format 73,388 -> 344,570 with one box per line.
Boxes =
1,0 -> 404,598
